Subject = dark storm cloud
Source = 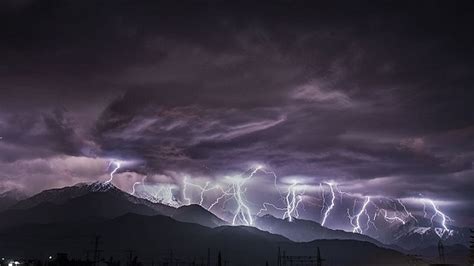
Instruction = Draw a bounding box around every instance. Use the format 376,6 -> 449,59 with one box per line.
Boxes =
0,107 -> 96,162
0,1 -> 473,225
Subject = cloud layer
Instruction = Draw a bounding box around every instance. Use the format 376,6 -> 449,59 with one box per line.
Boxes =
0,1 -> 473,227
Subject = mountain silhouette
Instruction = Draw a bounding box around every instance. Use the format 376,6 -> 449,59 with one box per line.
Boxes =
378,218 -> 470,250
409,244 -> 469,265
393,225 -> 470,250
0,181 -> 468,263
12,182 -> 174,215
0,212 -> 411,265
255,214 -> 389,247
0,189 -> 27,212
0,189 -> 158,228
0,182 -> 231,229
171,204 -> 228,228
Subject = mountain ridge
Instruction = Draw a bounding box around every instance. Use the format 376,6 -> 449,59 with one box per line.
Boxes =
0,212 -> 411,266
0,189 -> 28,211
1,182 -> 468,257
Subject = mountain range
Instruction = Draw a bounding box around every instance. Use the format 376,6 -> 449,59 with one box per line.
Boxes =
0,189 -> 28,212
0,182 -> 470,265
254,214 -> 390,248
392,219 -> 470,250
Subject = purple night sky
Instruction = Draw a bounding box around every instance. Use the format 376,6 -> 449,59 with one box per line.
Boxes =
0,1 -> 473,231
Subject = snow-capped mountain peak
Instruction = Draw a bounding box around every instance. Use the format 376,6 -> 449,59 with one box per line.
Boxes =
394,224 -> 468,249
408,226 -> 454,238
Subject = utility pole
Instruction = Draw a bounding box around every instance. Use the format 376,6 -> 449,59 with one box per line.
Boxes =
86,235 -> 103,266
277,247 -> 281,266
93,235 -> 101,266
438,240 -> 446,264
207,248 -> 210,266
469,229 -> 473,265
170,249 -> 174,266
316,247 -> 324,266
278,248 -> 324,266
282,251 -> 286,266
123,249 -> 135,266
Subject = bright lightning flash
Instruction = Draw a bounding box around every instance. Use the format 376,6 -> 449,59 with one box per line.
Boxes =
182,177 -> 220,207
382,209 -> 406,225
257,202 -> 286,216
131,181 -> 141,195
425,199 -> 452,231
348,196 -> 371,234
153,185 -> 179,207
228,165 -> 262,226
397,199 -> 418,223
105,160 -> 122,184
282,182 -> 305,222
208,186 -> 233,211
103,159 -> 457,238
321,182 -> 336,226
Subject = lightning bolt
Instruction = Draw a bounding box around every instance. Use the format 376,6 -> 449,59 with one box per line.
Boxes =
321,182 -> 336,226
257,202 -> 287,216
320,183 -> 326,217
422,201 -> 428,218
259,168 -> 282,198
182,177 -> 220,207
199,182 -> 212,205
282,182 -> 305,222
364,208 -> 376,231
131,181 -> 141,195
418,193 -> 428,218
182,177 -> 192,205
369,200 -> 404,226
228,165 -> 262,226
208,187 -> 232,211
348,196 -> 371,234
152,184 -> 179,206
381,209 -> 406,225
131,176 -> 146,195
424,199 -> 452,231
397,199 -> 418,223
105,160 -> 122,184
106,162 -> 456,238
334,183 -> 350,203
255,166 -> 307,221
183,164 -> 282,215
